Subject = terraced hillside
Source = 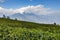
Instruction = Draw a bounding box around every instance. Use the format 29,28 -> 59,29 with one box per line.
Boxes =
0,18 -> 60,40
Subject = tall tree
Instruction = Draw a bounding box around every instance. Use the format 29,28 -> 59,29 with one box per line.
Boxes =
15,18 -> 17,20
7,16 -> 10,19
54,22 -> 56,25
3,14 -> 6,18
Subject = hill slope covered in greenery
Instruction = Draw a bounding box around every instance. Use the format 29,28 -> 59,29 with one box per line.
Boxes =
0,18 -> 60,40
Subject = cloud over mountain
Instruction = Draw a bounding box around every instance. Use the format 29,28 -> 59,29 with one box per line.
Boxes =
0,5 -> 60,24
0,5 -> 60,15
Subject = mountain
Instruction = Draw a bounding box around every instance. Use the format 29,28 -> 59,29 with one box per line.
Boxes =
10,13 -> 55,24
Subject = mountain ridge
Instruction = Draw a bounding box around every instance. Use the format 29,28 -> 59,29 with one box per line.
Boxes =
9,13 -> 55,24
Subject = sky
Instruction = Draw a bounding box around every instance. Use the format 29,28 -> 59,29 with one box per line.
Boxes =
0,0 -> 60,9
0,0 -> 60,15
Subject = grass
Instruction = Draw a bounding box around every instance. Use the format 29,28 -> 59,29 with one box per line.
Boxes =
0,18 -> 60,40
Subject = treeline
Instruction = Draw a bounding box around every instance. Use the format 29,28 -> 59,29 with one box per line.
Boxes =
1,14 -> 17,20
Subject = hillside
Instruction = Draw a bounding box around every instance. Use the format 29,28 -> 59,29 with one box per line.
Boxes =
0,18 -> 60,40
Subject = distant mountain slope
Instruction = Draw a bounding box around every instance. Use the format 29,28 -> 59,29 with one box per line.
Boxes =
10,13 -> 55,24
0,12 -> 60,24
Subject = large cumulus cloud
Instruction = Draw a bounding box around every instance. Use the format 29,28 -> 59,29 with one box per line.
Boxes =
0,5 -> 60,15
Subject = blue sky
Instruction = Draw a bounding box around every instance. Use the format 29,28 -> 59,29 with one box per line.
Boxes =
0,0 -> 60,10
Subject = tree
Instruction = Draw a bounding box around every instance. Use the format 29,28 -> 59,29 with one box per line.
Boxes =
15,18 -> 17,20
54,22 -> 56,25
3,14 -> 6,18
7,16 -> 10,19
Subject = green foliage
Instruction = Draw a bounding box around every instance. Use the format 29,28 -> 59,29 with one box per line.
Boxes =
7,16 -> 10,19
0,18 -> 60,40
2,15 -> 6,18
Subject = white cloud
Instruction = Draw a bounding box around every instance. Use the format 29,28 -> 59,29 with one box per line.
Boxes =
0,0 -> 7,3
0,7 -> 15,15
13,5 -> 60,15
0,5 -> 60,15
